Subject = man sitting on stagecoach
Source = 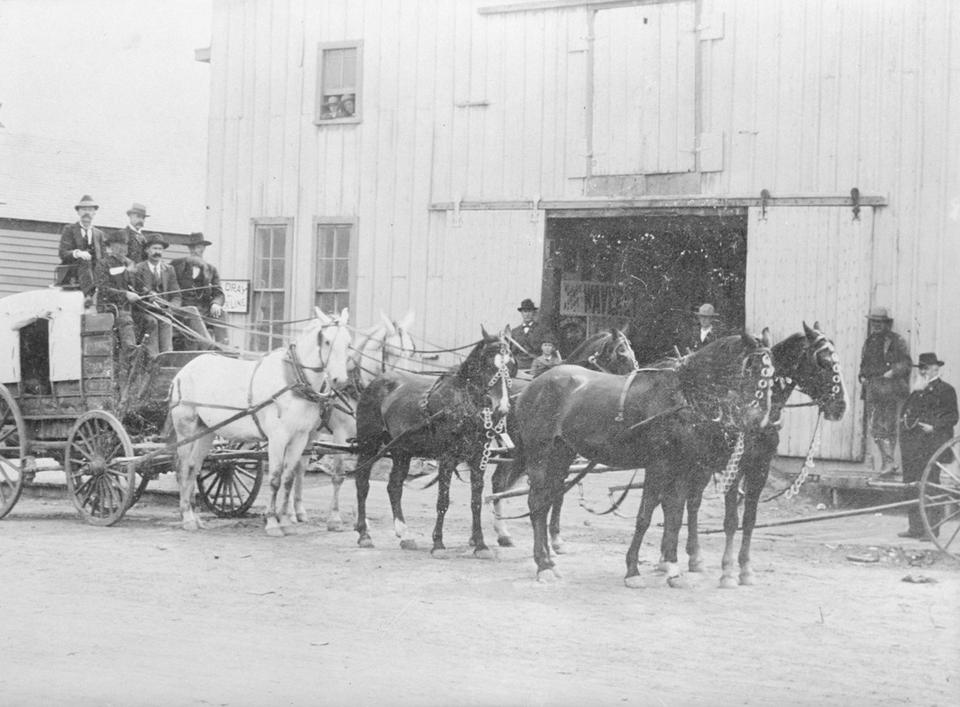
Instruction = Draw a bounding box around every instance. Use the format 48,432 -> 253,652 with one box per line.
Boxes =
94,230 -> 156,377
56,194 -> 105,303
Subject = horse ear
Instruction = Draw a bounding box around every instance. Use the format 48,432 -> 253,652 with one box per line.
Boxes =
741,332 -> 758,349
380,311 -> 397,335
481,325 -> 491,340
761,327 -> 772,348
620,322 -> 630,336
812,320 -> 821,332
339,307 -> 350,326
314,306 -> 332,325
398,309 -> 415,331
803,321 -> 816,339
501,325 -> 511,340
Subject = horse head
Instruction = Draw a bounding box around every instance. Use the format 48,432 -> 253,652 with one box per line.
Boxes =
305,306 -> 352,390
678,333 -> 774,430
782,322 -> 848,421
462,326 -> 517,415
566,328 -> 639,375
379,310 -> 417,370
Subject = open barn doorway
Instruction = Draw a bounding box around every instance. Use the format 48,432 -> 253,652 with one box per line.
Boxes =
540,210 -> 749,363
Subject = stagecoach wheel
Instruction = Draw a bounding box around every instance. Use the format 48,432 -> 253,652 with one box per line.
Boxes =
196,441 -> 265,517
919,434 -> 960,562
0,386 -> 27,520
64,411 -> 136,526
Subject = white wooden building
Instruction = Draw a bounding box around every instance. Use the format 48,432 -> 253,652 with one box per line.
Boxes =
204,0 -> 960,462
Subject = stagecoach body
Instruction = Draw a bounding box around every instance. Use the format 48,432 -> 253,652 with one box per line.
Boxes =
0,288 -> 265,525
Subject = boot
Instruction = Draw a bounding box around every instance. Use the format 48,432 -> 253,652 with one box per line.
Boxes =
876,438 -> 899,478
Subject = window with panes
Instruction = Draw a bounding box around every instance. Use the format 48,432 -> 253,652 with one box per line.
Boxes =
251,223 -> 288,351
316,42 -> 361,123
315,223 -> 352,315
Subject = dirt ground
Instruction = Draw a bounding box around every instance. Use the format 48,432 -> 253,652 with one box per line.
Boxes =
2,464 -> 958,707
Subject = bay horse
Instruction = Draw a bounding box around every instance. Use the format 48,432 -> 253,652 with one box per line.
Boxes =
490,327 -> 640,549
168,307 -> 351,535
316,311 -> 417,531
513,334 -> 774,583
353,327 -> 516,556
680,322 -> 847,587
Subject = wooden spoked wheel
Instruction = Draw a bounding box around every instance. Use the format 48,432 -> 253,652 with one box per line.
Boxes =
64,411 -> 136,526
196,440 -> 265,517
0,386 -> 27,520
919,435 -> 960,562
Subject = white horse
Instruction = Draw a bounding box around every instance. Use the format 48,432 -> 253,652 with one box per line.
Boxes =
314,311 -> 417,531
168,307 -> 351,535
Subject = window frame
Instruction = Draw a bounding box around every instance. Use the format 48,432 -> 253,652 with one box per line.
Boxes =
312,216 -> 357,319
249,217 -> 294,351
315,40 -> 363,126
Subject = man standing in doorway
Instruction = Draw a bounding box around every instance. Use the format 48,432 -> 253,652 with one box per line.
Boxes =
57,194 -> 104,300
858,306 -> 911,477
510,298 -> 547,371
684,303 -> 721,353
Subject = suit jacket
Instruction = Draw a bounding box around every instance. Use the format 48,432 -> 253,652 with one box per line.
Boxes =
859,330 -> 911,401
171,257 -> 225,312
902,377 -> 959,438
119,226 -> 148,263
684,325 -> 719,353
134,260 -> 181,306
58,222 -> 104,264
510,320 -> 550,369
94,254 -> 136,311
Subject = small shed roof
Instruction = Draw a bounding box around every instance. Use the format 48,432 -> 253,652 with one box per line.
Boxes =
0,289 -> 84,383
0,130 -> 204,235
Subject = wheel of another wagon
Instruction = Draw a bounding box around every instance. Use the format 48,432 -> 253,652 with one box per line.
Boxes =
196,440 -> 265,517
64,411 -> 136,526
918,434 -> 960,562
0,386 -> 27,520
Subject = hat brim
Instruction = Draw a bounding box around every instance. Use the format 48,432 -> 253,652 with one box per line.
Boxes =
190,240 -> 213,247
915,360 -> 945,367
866,315 -> 892,321
518,307 -> 538,312
694,312 -> 719,317
127,210 -> 149,217
75,204 -> 99,211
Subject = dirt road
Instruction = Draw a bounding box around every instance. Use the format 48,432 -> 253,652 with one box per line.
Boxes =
2,469 -> 957,706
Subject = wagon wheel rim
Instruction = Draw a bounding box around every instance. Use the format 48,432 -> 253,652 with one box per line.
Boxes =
919,436 -> 960,562
0,386 -> 27,520
196,441 -> 265,517
64,411 -> 135,526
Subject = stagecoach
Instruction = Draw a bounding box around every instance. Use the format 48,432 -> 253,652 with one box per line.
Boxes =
0,288 -> 267,525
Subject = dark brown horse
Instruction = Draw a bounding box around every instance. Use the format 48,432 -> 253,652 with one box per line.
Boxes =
353,328 -> 516,556
490,328 -> 639,549
679,322 -> 847,587
514,334 -> 774,583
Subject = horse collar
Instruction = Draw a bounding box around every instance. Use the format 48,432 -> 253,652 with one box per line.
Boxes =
285,343 -> 329,404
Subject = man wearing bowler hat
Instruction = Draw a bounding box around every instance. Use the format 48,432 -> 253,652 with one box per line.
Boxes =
683,303 -> 721,353
858,306 -> 911,477
172,232 -> 227,346
119,202 -> 150,263
510,298 -> 548,371
57,194 -> 105,298
898,352 -> 957,539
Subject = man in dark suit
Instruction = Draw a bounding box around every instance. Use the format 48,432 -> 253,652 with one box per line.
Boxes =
899,352 -> 958,540
57,194 -> 105,298
682,303 -> 721,353
135,233 -> 210,352
171,232 -> 226,346
94,229 -> 150,377
510,298 -> 549,371
119,202 -> 150,263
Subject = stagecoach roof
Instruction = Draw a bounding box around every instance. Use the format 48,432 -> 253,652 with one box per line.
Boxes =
0,288 -> 84,384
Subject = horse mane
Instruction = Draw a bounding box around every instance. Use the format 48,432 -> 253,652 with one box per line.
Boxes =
455,337 -> 494,383
564,329 -> 614,365
677,333 -> 758,403
770,332 -> 807,377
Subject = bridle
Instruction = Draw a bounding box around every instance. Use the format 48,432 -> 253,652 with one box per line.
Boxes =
778,334 -> 845,413
684,345 -> 774,429
586,331 -> 639,374
283,320 -> 343,403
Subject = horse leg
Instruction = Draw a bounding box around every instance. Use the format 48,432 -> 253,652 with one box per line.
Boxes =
430,456 -> 455,557
292,458 -> 309,523
264,435 -> 289,537
660,482 -> 687,588
625,466 -> 664,588
325,454 -> 346,531
173,415 -> 212,531
469,456 -> 493,559
387,453 -> 417,550
490,461 -> 515,547
276,437 -> 307,532
719,478 -> 742,588
549,490 -> 567,554
526,461 -> 556,581
685,473 -> 711,572
738,461 -> 769,586
354,446 -> 376,548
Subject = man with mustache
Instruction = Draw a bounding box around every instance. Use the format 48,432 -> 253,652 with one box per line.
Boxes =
56,194 -> 105,302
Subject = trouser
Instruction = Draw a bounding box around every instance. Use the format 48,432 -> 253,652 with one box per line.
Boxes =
56,262 -> 96,297
868,397 -> 903,440
177,306 -> 212,350
133,309 -> 164,356
207,318 -> 229,346
900,428 -> 947,536
114,310 -> 141,378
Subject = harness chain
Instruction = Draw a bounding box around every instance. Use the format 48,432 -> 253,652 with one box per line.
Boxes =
784,413 -> 824,499
716,431 -> 746,494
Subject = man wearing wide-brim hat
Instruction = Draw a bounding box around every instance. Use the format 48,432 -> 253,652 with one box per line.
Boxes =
682,303 -> 721,353
56,194 -> 105,297
858,306 -> 912,476
171,232 -> 227,347
133,232 -> 186,354
510,298 -> 551,371
898,352 -> 958,539
119,202 -> 150,263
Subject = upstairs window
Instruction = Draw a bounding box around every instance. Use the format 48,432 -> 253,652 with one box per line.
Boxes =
316,41 -> 362,124
314,221 -> 354,315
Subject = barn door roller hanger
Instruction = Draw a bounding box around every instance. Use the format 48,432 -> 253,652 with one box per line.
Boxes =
758,187 -> 876,221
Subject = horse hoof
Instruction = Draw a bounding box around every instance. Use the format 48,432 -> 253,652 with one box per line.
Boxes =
295,513 -> 309,524
656,561 -> 670,574
357,535 -> 374,549
666,574 -> 688,589
688,560 -> 705,573
326,519 -> 344,532
399,538 -> 418,551
497,536 -> 514,548
718,575 -> 738,589
474,547 -> 495,560
551,540 -> 568,555
537,568 -> 560,583
624,574 -> 645,589
265,525 -> 285,538
181,519 -> 201,531
430,547 -> 450,559
739,573 -> 756,586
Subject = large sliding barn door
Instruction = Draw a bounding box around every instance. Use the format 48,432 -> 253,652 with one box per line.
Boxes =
746,207 -> 873,461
